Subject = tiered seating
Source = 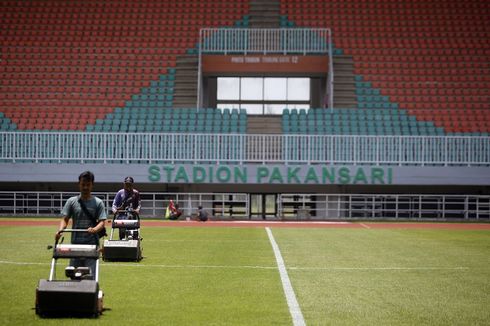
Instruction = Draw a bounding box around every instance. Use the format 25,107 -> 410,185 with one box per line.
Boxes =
355,76 -> 489,135
0,107 -> 110,131
0,0 -> 249,131
87,107 -> 247,134
281,0 -> 490,134
0,112 -> 16,131
282,108 -> 445,136
3,0 -> 489,136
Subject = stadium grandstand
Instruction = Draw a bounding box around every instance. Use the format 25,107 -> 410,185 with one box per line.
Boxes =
0,0 -> 489,220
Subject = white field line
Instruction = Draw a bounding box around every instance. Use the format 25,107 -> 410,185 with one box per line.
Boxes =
0,260 -> 46,266
0,260 -> 276,270
360,223 -> 371,229
266,227 -> 306,326
288,266 -> 470,271
0,260 -> 471,271
103,263 -> 277,270
229,221 -> 351,224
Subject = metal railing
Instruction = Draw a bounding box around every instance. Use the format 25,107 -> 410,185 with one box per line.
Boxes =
197,28 -> 334,108
278,194 -> 490,220
0,191 -> 247,219
1,191 -> 488,220
200,28 -> 332,55
0,132 -> 489,166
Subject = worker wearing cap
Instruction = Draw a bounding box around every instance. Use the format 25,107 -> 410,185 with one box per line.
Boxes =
112,176 -> 141,239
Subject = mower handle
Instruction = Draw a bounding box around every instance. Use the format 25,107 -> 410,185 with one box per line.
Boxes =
58,229 -> 92,233
54,228 -> 96,246
113,209 -> 140,221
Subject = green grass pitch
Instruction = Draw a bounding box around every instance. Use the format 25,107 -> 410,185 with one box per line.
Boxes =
0,222 -> 489,325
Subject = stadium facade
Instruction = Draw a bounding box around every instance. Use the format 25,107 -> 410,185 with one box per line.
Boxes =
1,0 -> 489,219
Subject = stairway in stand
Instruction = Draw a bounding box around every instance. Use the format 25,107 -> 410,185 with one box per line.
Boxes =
172,55 -> 199,108
248,0 -> 281,28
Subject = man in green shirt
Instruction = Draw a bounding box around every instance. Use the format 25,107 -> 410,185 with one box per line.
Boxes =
55,171 -> 107,279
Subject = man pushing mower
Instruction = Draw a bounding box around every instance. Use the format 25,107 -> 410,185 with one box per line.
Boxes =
111,176 -> 141,239
36,171 -> 106,317
102,176 -> 143,261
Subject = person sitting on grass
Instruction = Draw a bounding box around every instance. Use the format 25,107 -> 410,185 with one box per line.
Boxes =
196,205 -> 209,222
165,200 -> 182,220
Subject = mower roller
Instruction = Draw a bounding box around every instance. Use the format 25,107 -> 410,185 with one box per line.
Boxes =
102,208 -> 142,261
35,229 -> 104,317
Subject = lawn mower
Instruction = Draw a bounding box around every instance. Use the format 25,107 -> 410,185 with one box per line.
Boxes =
35,229 -> 104,317
102,207 -> 142,261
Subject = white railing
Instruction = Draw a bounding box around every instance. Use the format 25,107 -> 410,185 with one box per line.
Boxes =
277,193 -> 490,220
1,191 -> 488,220
200,28 -> 332,55
197,28 -> 334,108
1,132 -> 489,166
0,191 -> 247,219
